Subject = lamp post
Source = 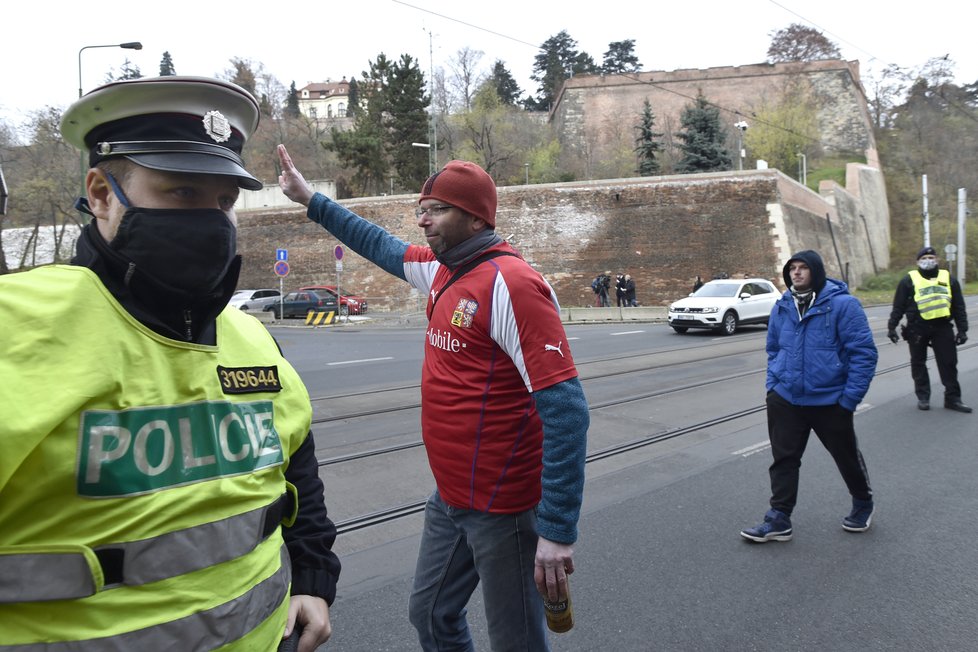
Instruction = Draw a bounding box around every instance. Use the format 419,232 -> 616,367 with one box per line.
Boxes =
77,41 -> 143,202
412,142 -> 433,176
734,121 -> 748,171
797,152 -> 807,186
524,163 -> 529,185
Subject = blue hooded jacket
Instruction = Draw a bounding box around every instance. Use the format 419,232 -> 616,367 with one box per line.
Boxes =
766,250 -> 878,411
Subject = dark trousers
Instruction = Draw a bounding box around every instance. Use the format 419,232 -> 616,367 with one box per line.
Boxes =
766,391 -> 872,515
908,324 -> 960,402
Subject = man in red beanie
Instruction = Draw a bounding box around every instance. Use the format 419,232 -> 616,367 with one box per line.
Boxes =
278,145 -> 589,651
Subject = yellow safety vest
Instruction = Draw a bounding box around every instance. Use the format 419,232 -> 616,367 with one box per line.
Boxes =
0,265 -> 312,650
909,269 -> 952,320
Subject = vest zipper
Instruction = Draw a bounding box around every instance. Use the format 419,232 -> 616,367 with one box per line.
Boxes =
183,309 -> 193,341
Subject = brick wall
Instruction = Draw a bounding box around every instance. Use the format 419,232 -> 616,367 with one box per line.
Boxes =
237,165 -> 889,311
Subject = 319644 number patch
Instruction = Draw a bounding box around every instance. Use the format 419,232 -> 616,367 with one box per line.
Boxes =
217,365 -> 282,394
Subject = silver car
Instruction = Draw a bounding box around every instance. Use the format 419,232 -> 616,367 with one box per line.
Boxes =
228,289 -> 282,311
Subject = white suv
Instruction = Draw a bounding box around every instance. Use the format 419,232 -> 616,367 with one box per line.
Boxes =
668,278 -> 780,335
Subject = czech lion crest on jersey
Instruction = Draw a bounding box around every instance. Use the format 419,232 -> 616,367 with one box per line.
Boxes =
451,298 -> 478,328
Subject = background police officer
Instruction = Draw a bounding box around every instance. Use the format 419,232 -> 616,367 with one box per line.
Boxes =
887,246 -> 971,413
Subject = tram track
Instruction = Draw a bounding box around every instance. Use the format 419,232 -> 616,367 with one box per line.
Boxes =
324,340 -> 977,535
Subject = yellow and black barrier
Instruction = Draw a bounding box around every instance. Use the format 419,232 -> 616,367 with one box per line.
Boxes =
305,310 -> 336,326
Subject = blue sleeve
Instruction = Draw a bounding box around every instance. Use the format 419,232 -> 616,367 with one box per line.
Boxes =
532,376 -> 589,544
838,297 -> 879,411
306,192 -> 409,280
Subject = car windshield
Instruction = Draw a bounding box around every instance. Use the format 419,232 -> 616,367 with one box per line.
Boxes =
693,283 -> 740,298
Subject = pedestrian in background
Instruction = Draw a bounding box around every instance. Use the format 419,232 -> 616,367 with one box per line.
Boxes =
624,273 -> 638,306
0,77 -> 339,651
615,273 -> 627,307
278,145 -> 589,651
741,250 -> 878,543
693,275 -> 704,292
887,246 -> 970,412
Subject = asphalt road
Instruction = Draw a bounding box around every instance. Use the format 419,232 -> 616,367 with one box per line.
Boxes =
271,300 -> 978,651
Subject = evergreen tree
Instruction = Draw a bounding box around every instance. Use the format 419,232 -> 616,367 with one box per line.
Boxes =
328,55 -> 395,195
487,60 -> 523,106
675,93 -> 732,173
386,54 -> 431,189
528,30 -> 599,111
158,51 -> 176,76
105,59 -> 142,83
285,81 -> 301,118
634,98 -> 662,175
602,40 -> 642,74
347,77 -> 361,117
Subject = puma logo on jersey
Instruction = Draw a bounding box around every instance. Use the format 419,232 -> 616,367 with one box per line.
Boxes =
545,341 -> 564,357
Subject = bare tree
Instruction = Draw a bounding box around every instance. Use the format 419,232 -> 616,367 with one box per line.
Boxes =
767,24 -> 841,63
447,47 -> 487,112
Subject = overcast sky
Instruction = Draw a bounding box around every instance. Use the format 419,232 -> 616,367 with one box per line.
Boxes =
2,0 -> 974,137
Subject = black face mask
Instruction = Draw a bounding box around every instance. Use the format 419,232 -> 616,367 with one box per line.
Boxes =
110,206 -> 237,295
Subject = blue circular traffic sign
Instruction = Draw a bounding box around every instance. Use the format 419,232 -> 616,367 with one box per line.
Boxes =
274,260 -> 290,277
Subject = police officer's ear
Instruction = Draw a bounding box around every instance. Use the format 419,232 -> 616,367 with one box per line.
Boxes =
85,168 -> 116,222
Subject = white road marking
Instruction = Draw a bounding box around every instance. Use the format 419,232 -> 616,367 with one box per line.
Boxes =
611,330 -> 645,336
327,357 -> 394,366
732,440 -> 771,458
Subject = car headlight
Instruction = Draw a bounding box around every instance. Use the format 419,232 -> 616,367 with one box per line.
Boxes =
701,307 -> 719,314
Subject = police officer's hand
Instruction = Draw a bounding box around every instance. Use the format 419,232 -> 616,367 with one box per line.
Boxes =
887,329 -> 900,344
955,331 -> 968,345
285,594 -> 331,652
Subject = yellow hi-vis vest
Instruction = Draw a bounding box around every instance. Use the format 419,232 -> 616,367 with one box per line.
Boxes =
0,265 -> 313,651
909,269 -> 952,320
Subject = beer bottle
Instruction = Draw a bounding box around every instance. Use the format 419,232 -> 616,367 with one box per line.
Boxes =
543,578 -> 574,633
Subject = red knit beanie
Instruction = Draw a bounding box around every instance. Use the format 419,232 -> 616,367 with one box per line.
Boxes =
419,160 -> 497,228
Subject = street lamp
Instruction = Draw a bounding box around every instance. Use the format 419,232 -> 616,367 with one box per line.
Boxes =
734,121 -> 748,171
77,41 -> 142,203
412,142 -> 433,176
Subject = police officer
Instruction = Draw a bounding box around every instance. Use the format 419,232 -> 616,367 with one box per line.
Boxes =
0,76 -> 339,651
887,246 -> 971,413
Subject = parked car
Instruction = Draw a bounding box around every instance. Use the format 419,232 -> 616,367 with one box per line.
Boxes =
228,288 -> 281,311
668,278 -> 780,335
263,290 -> 338,319
297,285 -> 367,315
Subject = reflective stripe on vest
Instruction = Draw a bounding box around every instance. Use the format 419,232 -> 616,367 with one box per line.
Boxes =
0,491 -> 294,604
0,545 -> 290,651
909,269 -> 952,320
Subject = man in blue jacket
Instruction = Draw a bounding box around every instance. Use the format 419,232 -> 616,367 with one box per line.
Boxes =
741,250 -> 878,543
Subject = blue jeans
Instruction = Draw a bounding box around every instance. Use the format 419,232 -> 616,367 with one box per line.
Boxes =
408,491 -> 548,651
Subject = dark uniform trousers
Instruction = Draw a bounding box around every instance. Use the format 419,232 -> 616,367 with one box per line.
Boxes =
908,322 -> 960,402
766,391 -> 872,515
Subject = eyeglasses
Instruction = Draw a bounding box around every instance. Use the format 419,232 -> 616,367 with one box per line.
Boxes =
415,204 -> 453,218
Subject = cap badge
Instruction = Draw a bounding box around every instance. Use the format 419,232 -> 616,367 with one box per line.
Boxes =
202,110 -> 232,143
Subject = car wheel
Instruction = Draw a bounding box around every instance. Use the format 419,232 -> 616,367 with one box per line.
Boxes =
719,311 -> 738,335
340,305 -> 349,316
672,326 -> 689,333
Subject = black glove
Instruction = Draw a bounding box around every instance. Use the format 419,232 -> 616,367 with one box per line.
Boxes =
888,329 -> 900,344
955,332 -> 968,345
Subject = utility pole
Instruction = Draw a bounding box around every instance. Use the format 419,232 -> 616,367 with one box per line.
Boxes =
958,188 -> 968,281
424,27 -> 438,175
922,174 -> 931,248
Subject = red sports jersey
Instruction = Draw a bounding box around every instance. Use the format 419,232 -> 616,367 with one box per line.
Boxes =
403,242 -> 578,512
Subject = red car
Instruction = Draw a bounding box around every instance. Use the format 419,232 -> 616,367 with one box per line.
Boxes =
298,285 -> 368,315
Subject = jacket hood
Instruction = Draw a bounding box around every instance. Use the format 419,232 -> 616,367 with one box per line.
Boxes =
783,250 -> 826,293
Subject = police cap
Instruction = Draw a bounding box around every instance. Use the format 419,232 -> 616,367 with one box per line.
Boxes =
61,76 -> 262,190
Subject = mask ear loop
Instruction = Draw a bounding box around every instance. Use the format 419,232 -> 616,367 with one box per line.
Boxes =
75,169 -> 133,217
103,171 -> 132,208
